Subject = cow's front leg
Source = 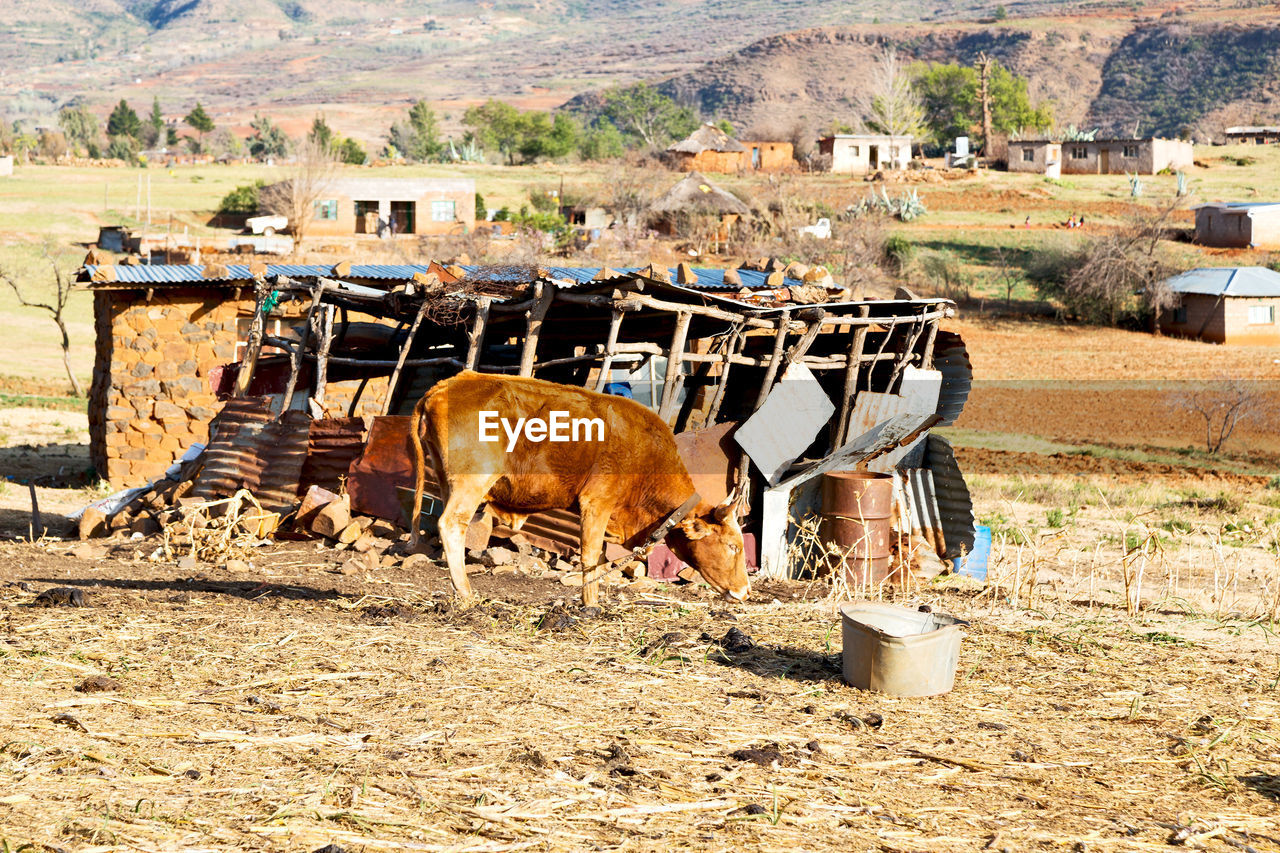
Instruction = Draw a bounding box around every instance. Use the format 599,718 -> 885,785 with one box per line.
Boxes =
438,474 -> 498,601
577,500 -> 610,609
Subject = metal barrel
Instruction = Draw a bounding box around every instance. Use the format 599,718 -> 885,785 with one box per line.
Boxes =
819,471 -> 894,585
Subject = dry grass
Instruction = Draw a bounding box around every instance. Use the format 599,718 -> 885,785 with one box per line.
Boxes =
2,538 -> 1280,852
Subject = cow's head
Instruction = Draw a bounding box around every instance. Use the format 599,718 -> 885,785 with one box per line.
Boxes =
667,492 -> 750,601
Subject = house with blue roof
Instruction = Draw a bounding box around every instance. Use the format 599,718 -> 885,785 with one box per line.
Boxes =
1159,266 -> 1280,344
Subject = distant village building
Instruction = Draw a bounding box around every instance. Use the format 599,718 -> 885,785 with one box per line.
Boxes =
1008,137 -> 1191,175
818,134 -> 912,174
1225,126 -> 1280,145
647,171 -> 750,249
0,155 -> 13,177
1005,140 -> 1062,178
665,125 -> 794,173
283,177 -> 476,237
1159,267 -> 1280,345
1194,202 -> 1280,249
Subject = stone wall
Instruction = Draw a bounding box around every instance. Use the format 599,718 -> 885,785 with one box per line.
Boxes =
90,288 -> 241,485
90,287 -> 397,487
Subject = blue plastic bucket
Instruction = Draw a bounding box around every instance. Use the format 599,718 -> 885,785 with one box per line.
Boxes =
953,525 -> 991,580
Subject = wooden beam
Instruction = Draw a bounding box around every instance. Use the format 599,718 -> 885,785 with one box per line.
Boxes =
592,309 -> 625,392
465,296 -> 492,370
832,304 -> 870,453
382,297 -> 432,416
279,283 -> 325,416
234,287 -> 270,398
518,283 -> 555,377
657,311 -> 693,423
706,322 -> 745,425
312,304 -> 335,409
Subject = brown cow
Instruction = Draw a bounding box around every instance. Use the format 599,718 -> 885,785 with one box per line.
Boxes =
409,371 -> 749,606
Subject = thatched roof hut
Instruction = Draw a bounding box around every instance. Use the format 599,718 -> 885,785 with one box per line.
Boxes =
649,172 -> 750,218
667,124 -> 745,155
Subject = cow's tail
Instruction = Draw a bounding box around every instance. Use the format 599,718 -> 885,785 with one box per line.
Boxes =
409,392 -> 430,547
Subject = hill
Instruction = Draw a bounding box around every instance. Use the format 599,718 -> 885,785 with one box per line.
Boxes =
653,12 -> 1280,140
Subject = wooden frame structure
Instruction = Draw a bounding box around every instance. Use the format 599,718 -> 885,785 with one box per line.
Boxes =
236,270 -> 954,465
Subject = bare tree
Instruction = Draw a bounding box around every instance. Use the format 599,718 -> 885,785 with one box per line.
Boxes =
1169,379 -> 1277,454
1057,196 -> 1184,326
0,244 -> 84,396
859,46 -> 926,142
260,136 -> 339,253
976,52 -> 994,159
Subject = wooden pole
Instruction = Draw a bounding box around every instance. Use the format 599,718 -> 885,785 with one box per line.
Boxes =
279,283 -> 325,415
657,311 -> 692,424
518,283 -> 555,377
465,296 -> 492,369
832,304 -> 870,452
751,310 -> 791,412
383,298 -> 432,416
312,304 -> 335,411
234,284 -> 270,397
706,323 -> 745,424
592,308 -> 625,392
27,483 -> 41,541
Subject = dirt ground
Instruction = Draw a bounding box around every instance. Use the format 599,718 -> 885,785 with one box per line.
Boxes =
2,541 -> 1280,852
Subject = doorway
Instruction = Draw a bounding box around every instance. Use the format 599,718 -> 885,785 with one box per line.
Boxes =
867,144 -> 880,170
354,200 -> 378,234
389,201 -> 415,235
1099,149 -> 1110,174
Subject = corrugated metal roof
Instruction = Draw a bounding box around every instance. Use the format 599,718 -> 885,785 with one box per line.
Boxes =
1163,267 -> 1280,298
932,330 -> 972,428
83,262 -> 802,292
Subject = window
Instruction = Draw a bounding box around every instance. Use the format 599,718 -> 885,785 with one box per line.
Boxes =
313,199 -> 338,220
1248,304 -> 1275,325
1123,144 -> 1138,158
430,200 -> 456,222
1071,146 -> 1088,159
1022,148 -> 1035,162
1173,306 -> 1188,324
851,145 -> 860,156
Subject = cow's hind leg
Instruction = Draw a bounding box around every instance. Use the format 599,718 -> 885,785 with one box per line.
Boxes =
439,473 -> 500,601
577,499 -> 611,609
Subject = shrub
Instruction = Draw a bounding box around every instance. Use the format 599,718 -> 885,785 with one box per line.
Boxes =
218,180 -> 266,214
884,233 -> 913,270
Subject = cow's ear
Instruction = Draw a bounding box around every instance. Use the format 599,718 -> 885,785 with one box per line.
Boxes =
678,517 -> 711,540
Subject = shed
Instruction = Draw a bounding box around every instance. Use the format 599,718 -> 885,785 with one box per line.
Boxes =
1193,202 -> 1280,249
1159,266 -> 1280,345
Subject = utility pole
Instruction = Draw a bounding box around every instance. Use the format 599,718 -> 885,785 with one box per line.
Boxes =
976,52 -> 994,165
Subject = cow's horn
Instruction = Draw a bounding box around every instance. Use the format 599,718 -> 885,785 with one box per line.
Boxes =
714,488 -> 740,521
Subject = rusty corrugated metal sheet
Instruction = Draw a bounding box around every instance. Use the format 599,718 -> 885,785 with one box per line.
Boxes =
903,468 -> 946,557
192,398 -> 311,508
847,392 -> 930,472
932,330 -> 972,427
300,417 -> 367,495
924,434 -> 974,560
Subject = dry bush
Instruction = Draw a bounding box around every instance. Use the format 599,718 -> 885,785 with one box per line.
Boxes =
1166,379 -> 1279,454
260,137 -> 340,252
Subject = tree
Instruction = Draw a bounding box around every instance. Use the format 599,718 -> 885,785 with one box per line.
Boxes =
38,130 -> 67,160
308,115 -> 334,150
259,136 -> 338,250
218,180 -> 266,214
517,112 -> 578,162
184,102 -> 215,143
861,46 -> 926,140
912,60 -> 1051,148
0,244 -> 85,396
463,99 -> 524,164
336,137 -> 366,165
247,113 -> 289,159
600,83 -> 699,149
386,100 -> 441,162
579,121 -> 626,161
145,97 -> 165,148
58,106 -> 99,154
1169,380 -> 1276,454
106,99 -> 141,141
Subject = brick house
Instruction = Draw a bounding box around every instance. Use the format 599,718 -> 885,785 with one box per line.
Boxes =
1008,137 -> 1192,175
1193,202 -> 1280,249
817,134 -> 912,174
1159,266 -> 1280,345
1225,126 -> 1280,145
79,262 -> 458,486
287,177 -> 476,237
665,125 -> 794,173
